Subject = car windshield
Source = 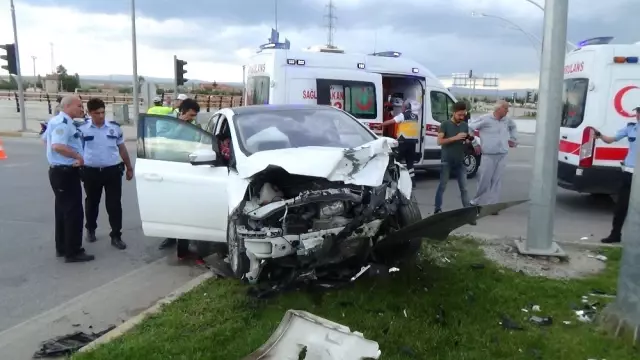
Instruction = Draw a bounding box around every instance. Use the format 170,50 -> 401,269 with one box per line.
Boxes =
233,108 -> 377,155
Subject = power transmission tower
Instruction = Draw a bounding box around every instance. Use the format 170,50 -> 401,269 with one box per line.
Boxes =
324,0 -> 337,48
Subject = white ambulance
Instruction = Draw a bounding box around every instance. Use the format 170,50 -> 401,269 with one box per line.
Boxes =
557,42 -> 640,196
243,46 -> 482,178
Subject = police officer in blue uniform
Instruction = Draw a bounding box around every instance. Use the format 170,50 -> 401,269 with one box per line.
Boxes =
79,98 -> 134,250
45,95 -> 95,262
595,106 -> 639,243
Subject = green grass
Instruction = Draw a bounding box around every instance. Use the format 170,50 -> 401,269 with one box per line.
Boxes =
74,238 -> 636,360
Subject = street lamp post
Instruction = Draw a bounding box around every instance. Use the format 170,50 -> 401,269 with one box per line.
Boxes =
31,55 -> 37,89
522,0 -> 578,50
9,0 -> 26,132
130,0 -> 139,123
472,12 -> 541,59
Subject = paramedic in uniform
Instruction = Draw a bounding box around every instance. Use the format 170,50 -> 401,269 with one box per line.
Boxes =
172,94 -> 189,116
595,106 -> 639,244
468,100 -> 518,213
79,98 -> 134,250
382,99 -> 420,187
45,95 -> 95,263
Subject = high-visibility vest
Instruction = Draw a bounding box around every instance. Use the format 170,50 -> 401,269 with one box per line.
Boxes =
146,106 -> 173,115
396,110 -> 420,140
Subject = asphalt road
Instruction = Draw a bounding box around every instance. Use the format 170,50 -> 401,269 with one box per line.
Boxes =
0,139 -> 166,333
0,133 -> 616,356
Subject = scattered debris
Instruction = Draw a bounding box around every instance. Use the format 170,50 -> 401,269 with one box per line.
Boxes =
587,254 -> 608,262
403,309 -> 408,318
33,326 -> 115,358
244,309 -> 380,359
470,263 -> 485,270
580,236 -> 589,240
389,267 -> 400,273
435,306 -> 446,325
575,310 -> 596,323
531,305 -> 541,312
350,265 -> 371,281
500,315 -> 523,330
563,321 -> 572,325
529,316 -> 553,326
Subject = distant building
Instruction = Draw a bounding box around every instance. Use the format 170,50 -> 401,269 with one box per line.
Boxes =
44,74 -> 59,93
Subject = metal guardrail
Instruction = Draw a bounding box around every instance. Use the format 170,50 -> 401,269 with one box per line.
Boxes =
0,91 -> 242,108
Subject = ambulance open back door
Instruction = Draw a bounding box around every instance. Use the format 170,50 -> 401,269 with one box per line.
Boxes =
557,44 -> 640,196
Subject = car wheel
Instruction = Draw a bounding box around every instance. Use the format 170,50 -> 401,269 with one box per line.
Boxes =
464,152 -> 480,179
226,220 -> 249,279
374,194 -> 423,265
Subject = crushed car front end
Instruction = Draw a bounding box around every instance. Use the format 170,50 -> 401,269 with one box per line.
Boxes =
229,149 -> 419,284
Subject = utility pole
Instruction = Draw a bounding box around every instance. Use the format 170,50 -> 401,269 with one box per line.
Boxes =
324,0 -> 337,48
515,0 -> 568,257
603,131 -> 640,341
9,0 -> 26,132
31,55 -> 36,89
130,0 -> 139,121
49,42 -> 54,73
173,55 -> 179,99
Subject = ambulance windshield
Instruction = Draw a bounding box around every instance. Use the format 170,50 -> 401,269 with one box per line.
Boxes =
561,78 -> 589,128
233,108 -> 377,155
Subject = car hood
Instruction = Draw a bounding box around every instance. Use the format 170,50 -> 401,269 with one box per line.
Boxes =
236,136 -> 408,190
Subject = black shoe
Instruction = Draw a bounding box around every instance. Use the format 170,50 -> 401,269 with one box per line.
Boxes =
57,247 -> 84,258
601,235 -> 621,244
491,211 -> 500,216
434,209 -> 442,214
86,231 -> 97,243
111,236 -> 127,250
159,238 -> 177,250
65,252 -> 95,263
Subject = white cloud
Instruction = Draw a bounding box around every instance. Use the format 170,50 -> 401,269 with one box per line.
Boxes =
0,0 -> 540,88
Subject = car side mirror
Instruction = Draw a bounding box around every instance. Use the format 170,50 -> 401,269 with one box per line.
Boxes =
189,148 -> 217,166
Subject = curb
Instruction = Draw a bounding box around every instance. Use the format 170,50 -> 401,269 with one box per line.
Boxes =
454,231 -> 621,249
76,271 -> 214,354
0,131 -> 40,138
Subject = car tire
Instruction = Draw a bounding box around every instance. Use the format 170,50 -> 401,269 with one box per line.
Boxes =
464,151 -> 481,179
374,194 -> 423,265
226,219 -> 249,279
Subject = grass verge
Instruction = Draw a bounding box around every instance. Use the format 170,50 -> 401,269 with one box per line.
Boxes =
74,238 -> 635,360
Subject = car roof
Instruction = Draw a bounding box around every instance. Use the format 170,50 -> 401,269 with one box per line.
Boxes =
229,104 -> 334,115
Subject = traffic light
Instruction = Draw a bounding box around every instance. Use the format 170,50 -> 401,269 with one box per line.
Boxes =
0,43 -> 18,75
526,91 -> 535,103
175,58 -> 188,86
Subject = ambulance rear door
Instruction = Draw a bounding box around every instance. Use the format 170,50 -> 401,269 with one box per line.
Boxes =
558,51 -> 597,173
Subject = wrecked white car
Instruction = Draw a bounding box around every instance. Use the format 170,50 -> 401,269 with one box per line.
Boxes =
135,104 -> 424,282
135,104 -> 526,285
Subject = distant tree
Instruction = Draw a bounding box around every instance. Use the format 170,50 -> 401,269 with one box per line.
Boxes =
36,75 -> 43,89
55,65 -> 81,92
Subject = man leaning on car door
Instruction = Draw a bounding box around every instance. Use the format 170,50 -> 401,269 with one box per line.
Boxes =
157,98 -> 205,264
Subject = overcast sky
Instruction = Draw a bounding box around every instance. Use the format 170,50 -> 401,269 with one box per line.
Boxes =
0,0 -> 637,88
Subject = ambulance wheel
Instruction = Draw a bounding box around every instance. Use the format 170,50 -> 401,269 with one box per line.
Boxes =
465,153 -> 481,179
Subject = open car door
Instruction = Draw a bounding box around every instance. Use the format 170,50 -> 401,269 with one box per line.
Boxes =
135,114 -> 228,242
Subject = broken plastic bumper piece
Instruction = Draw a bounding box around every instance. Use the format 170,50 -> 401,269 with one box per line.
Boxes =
244,309 -> 381,360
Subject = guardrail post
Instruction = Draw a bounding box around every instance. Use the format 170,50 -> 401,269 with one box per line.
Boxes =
218,96 -> 223,109
206,95 -> 211,112
46,93 -> 52,114
14,92 -> 19,112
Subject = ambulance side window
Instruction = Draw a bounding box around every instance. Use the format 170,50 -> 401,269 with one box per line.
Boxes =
247,76 -> 270,105
430,91 -> 455,123
561,78 -> 589,128
316,79 -> 377,120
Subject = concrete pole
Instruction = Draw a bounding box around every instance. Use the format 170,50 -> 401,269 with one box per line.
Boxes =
10,0 -> 26,132
130,0 -> 139,123
173,55 -> 178,100
516,0 -> 568,257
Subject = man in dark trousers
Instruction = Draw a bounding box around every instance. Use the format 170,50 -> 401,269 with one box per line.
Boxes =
434,101 -> 476,225
381,99 -> 420,188
79,98 -> 134,250
595,106 -> 639,243
44,95 -> 95,262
